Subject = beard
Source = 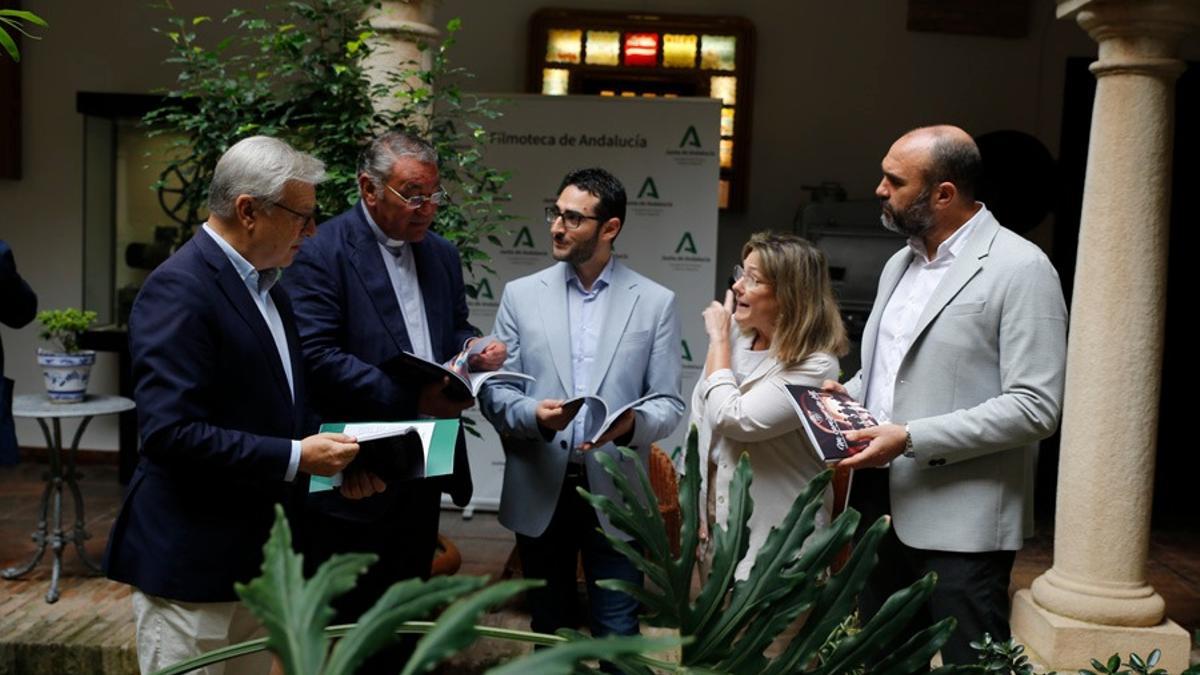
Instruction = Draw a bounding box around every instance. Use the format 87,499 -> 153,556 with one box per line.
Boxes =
552,227 -> 602,265
880,188 -> 934,237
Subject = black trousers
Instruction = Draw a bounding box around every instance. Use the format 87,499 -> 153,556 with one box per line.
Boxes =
515,468 -> 643,639
302,482 -> 441,675
851,468 -> 1016,666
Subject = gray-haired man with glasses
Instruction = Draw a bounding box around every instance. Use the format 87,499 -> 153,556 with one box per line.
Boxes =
282,130 -> 505,674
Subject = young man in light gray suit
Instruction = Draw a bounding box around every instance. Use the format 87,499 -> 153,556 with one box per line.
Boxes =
479,168 -> 684,642
827,126 -> 1067,664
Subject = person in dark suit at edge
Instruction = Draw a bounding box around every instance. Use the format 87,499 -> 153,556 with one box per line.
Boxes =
104,136 -> 360,675
0,239 -> 37,466
282,130 -> 505,674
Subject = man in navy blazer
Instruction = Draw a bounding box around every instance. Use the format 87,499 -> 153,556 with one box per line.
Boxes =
283,130 -> 504,674
1,239 -> 37,465
104,137 -> 360,675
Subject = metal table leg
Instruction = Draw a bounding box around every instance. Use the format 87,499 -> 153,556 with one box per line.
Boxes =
0,416 -> 55,580
1,415 -> 98,604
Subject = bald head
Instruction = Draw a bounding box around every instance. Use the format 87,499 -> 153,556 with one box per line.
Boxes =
894,125 -> 982,203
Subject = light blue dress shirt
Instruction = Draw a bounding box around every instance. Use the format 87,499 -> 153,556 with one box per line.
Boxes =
565,256 -> 615,461
202,223 -> 302,481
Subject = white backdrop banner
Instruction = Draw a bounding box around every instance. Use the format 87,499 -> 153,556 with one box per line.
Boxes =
456,94 -> 721,511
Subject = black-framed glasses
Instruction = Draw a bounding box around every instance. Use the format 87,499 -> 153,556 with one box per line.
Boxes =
385,183 -> 448,209
270,200 -> 320,229
733,264 -> 768,291
545,206 -> 602,230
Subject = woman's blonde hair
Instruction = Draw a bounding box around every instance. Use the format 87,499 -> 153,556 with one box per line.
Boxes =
741,232 -> 849,365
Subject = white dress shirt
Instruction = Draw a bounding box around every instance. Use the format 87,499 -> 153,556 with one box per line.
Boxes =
362,203 -> 434,361
201,223 -> 302,481
864,205 -> 987,422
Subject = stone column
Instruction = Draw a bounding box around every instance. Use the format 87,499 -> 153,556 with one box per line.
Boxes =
361,0 -> 439,117
1011,1 -> 1198,672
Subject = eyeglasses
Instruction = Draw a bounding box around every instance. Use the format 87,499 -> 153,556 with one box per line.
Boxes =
270,200 -> 320,229
733,264 -> 768,291
545,206 -> 602,230
385,183 -> 448,209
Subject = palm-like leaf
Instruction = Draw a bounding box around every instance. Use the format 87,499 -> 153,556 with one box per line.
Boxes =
400,579 -> 542,675
583,426 -> 958,674
485,629 -> 682,675
323,575 -> 488,675
234,504 -> 376,675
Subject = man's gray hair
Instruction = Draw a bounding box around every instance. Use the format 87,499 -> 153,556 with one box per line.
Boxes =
358,130 -> 437,191
207,136 -> 327,219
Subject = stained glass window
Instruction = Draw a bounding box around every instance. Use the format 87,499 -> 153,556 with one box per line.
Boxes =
700,35 -> 736,70
720,108 -> 735,137
585,30 -> 620,66
624,33 -> 658,67
546,29 -> 582,64
720,139 -> 734,169
710,76 -> 737,105
662,34 -> 697,69
542,68 -> 570,95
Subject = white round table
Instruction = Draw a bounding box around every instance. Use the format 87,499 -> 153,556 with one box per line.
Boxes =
3,394 -> 135,602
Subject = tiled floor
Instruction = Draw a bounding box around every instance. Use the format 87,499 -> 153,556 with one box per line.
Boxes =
1,459 -> 1197,673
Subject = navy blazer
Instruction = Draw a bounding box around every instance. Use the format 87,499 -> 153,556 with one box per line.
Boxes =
104,229 -> 313,603
1,240 -> 37,465
282,203 -> 476,514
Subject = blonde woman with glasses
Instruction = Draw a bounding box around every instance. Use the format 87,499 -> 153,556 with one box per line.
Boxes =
692,232 -> 849,580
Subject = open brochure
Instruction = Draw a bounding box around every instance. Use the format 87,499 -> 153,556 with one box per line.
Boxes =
309,418 -> 460,493
783,384 -> 878,463
560,393 -> 677,445
379,335 -> 532,401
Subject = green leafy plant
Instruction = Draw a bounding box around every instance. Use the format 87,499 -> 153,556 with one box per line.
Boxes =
970,634 -> 1038,674
0,9 -> 46,62
576,427 -> 962,674
145,1 -> 511,291
160,504 -> 679,675
36,309 -> 97,354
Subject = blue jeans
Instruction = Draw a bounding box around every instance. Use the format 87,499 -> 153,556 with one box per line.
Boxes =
516,469 -> 642,638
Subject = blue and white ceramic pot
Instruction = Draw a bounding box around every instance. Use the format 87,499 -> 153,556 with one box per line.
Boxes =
36,349 -> 96,403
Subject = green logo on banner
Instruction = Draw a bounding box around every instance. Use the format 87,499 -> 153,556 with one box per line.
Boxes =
679,125 -> 702,148
681,339 -> 693,362
675,232 -> 698,255
513,226 -> 535,249
638,177 -> 660,200
476,277 -> 495,300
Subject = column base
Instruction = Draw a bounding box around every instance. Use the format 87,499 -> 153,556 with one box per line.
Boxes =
1011,589 -> 1191,673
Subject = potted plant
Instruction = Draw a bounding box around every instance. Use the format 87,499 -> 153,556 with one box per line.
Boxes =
35,308 -> 98,403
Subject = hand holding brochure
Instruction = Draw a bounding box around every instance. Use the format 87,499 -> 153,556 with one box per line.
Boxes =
783,385 -> 878,463
379,336 -> 531,401
309,418 -> 460,493
561,393 -> 676,445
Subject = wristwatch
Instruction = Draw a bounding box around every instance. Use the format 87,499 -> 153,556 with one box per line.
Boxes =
902,423 -> 916,458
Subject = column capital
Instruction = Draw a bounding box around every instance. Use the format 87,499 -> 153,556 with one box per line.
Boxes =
365,0 -> 439,41
1058,0 -> 1199,79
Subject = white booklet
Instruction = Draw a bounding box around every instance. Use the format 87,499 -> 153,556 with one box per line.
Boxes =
560,393 -> 677,445
309,418 -> 460,493
379,335 -> 532,400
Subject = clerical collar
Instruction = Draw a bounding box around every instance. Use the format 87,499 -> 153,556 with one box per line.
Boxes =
361,202 -> 408,250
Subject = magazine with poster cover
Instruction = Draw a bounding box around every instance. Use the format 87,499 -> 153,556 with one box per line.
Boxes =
308,418 -> 460,493
379,335 -> 532,401
783,384 -> 878,463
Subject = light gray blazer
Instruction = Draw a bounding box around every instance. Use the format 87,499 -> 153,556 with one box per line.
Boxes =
845,209 -> 1067,552
479,260 -> 685,539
